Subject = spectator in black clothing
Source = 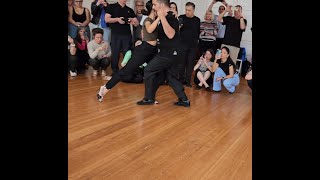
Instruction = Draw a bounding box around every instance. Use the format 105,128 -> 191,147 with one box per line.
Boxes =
68,35 -> 78,77
137,0 -> 190,107
74,26 -> 90,73
105,0 -> 139,74
217,4 -> 247,65
90,0 -> 111,43
169,2 -> 178,18
132,0 -> 145,45
178,2 -> 200,88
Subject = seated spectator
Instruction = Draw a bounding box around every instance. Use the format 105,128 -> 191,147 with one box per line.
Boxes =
87,28 -> 111,77
68,35 -> 78,77
193,49 -> 214,91
74,26 -> 90,73
245,65 -> 252,94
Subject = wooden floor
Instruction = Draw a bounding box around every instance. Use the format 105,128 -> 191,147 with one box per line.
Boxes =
68,66 -> 252,180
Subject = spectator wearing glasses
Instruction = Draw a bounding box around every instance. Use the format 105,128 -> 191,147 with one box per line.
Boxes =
105,0 -> 139,74
132,0 -> 145,45
68,0 -> 91,39
90,0 -> 111,43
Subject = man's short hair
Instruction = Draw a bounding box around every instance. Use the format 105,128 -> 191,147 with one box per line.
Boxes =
185,2 -> 195,9
157,0 -> 170,7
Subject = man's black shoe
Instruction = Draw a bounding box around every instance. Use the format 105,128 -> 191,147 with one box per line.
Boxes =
174,100 -> 190,107
137,98 -> 155,105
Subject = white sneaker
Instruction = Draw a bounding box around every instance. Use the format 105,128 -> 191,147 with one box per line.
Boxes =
70,70 -> 77,77
97,85 -> 106,102
101,70 -> 106,76
93,70 -> 98,76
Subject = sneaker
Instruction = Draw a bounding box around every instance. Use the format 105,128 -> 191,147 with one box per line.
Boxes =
93,70 -> 98,76
97,85 -> 106,102
70,70 -> 77,77
101,70 -> 106,76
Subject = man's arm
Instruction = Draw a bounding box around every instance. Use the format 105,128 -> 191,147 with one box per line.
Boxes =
207,0 -> 216,11
105,13 -> 125,24
240,18 -> 246,30
158,9 -> 176,39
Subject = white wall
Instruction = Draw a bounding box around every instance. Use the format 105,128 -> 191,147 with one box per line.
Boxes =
81,0 -> 252,60
170,0 -> 252,61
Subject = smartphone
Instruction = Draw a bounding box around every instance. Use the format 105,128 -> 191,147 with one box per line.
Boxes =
216,49 -> 221,56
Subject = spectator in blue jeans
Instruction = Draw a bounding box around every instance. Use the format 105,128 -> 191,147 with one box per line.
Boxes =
209,46 -> 239,94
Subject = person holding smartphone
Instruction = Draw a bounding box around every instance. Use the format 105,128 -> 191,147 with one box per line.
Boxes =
193,49 -> 214,91
209,46 -> 239,93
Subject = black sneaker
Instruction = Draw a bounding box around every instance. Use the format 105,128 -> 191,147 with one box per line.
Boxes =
174,100 -> 190,107
137,98 -> 155,105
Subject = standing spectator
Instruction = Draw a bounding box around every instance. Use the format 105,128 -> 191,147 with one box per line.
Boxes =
178,2 -> 201,87
68,0 -> 91,39
207,0 -> 227,50
217,4 -> 247,65
105,0 -> 139,74
169,2 -> 178,18
90,0 -> 111,43
132,0 -> 145,45
198,10 -> 217,57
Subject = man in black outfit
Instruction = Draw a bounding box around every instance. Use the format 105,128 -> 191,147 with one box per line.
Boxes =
137,0 -> 190,107
105,0 -> 139,74
178,2 -> 200,87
